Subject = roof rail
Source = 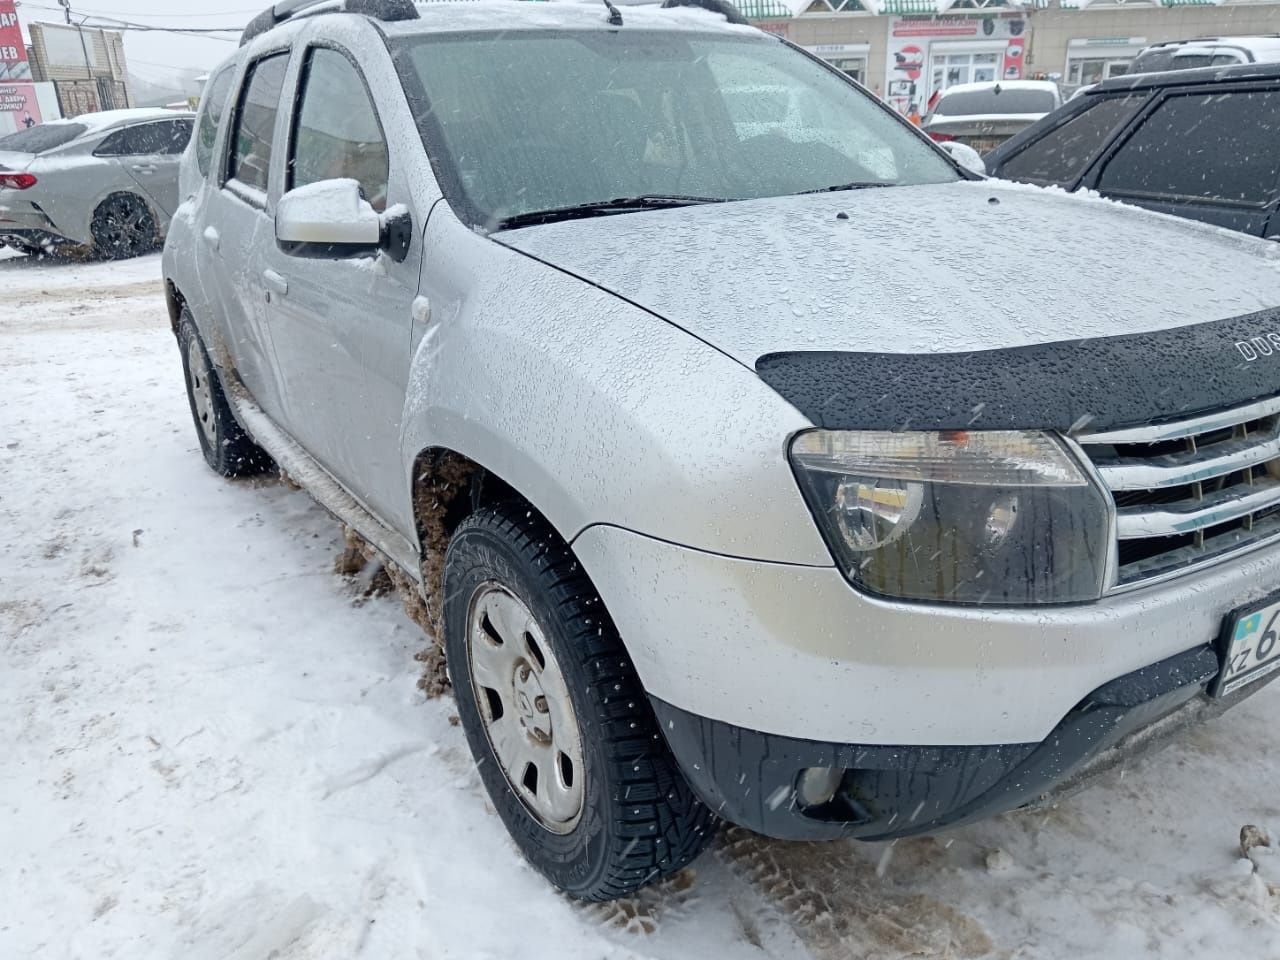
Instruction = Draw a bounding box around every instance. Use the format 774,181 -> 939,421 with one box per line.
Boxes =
659,0 -> 748,24
241,0 -> 419,47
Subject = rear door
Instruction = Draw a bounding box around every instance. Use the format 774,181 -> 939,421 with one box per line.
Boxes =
202,51 -> 293,423
1087,83 -> 1280,237
95,119 -> 193,217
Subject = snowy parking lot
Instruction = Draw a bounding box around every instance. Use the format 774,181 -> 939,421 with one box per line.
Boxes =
6,249 -> 1280,960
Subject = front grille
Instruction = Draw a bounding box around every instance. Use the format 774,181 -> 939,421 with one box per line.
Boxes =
1076,395 -> 1280,588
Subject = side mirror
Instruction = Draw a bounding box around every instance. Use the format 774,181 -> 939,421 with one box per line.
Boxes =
937,140 -> 987,177
276,178 -> 411,263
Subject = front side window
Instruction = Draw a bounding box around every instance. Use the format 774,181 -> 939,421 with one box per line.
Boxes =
289,47 -> 389,211
228,53 -> 290,193
999,95 -> 1145,186
196,66 -> 236,177
394,30 -> 957,228
1099,89 -> 1280,204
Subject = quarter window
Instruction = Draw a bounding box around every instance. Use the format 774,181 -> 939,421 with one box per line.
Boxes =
999,95 -> 1144,186
289,47 -> 389,211
1099,89 -> 1280,204
228,53 -> 290,193
196,67 -> 235,177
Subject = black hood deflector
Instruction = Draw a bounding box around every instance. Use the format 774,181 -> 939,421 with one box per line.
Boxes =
756,306 -> 1280,434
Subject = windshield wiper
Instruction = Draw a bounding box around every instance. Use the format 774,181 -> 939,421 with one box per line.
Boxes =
797,181 -> 892,195
495,195 -> 728,230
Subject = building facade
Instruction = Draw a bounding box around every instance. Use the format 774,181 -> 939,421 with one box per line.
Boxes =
27,21 -> 131,118
745,0 -> 1280,115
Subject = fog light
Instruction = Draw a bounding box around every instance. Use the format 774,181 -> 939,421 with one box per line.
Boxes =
797,766 -> 842,808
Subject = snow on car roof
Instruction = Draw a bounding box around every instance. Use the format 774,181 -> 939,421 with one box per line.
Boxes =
381,0 -> 762,36
41,107 -> 194,133
936,80 -> 1060,98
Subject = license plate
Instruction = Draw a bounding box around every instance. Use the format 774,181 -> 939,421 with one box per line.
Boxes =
962,137 -> 1003,155
1213,595 -> 1280,697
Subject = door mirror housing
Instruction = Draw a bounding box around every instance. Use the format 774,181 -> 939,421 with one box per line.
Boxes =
936,140 -> 987,177
276,178 -> 411,262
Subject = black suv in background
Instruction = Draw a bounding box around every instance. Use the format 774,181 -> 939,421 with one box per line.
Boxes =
986,62 -> 1280,240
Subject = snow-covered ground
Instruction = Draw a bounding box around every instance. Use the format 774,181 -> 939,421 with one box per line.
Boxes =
4,248 -> 1280,960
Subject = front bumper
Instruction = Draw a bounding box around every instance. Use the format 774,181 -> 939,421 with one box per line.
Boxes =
573,525 -> 1280,745
652,645 -> 1270,840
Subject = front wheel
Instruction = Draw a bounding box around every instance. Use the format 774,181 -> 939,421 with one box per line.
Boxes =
444,505 -> 717,900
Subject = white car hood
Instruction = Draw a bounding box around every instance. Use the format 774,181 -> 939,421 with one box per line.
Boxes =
496,180 -> 1280,366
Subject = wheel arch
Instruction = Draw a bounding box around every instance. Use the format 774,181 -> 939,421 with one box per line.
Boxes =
407,444 -> 565,638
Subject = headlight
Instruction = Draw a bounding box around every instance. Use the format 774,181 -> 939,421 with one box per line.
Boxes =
790,430 -> 1112,605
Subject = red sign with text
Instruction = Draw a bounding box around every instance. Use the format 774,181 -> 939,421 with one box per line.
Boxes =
0,0 -> 43,131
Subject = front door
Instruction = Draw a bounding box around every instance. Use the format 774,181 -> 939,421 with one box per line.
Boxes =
263,43 -> 420,524
98,118 -> 193,218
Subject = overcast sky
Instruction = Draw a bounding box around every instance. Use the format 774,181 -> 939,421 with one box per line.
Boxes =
16,0 -> 260,79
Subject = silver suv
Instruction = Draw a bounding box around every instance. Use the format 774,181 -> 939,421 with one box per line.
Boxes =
163,0 -> 1280,901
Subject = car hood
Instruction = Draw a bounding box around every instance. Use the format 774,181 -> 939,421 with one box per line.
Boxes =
495,180 -> 1280,367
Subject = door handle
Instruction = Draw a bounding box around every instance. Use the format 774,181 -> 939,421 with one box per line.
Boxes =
131,164 -> 157,175
262,269 -> 289,297
202,226 -> 219,251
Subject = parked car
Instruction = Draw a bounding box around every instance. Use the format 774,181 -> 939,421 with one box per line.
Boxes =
922,79 -> 1061,153
0,107 -> 194,259
167,0 -> 1280,902
985,62 -> 1280,239
1129,35 -> 1280,74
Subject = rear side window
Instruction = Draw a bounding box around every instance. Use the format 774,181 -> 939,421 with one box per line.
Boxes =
999,95 -> 1144,186
228,53 -> 290,193
289,47 -> 389,211
0,122 -> 87,153
96,120 -> 193,157
196,68 -> 236,177
1099,89 -> 1280,204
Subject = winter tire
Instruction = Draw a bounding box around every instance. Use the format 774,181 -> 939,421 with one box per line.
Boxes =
177,310 -> 271,478
444,504 -> 717,901
91,193 -> 157,260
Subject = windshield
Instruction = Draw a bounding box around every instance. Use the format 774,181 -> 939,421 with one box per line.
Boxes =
393,30 -> 957,228
932,88 -> 1056,117
0,122 -> 88,154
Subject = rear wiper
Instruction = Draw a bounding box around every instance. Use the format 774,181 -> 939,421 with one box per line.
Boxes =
495,195 -> 728,230
797,181 -> 891,195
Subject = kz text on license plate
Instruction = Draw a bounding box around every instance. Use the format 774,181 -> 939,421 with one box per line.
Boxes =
1215,596 -> 1280,697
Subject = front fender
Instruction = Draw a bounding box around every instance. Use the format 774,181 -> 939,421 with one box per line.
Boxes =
400,209 -> 831,567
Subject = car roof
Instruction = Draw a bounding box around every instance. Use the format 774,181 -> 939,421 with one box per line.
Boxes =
378,0 -> 763,37
1092,58 -> 1280,93
43,107 -> 195,135
936,80 -> 1059,97
1141,35 -> 1280,52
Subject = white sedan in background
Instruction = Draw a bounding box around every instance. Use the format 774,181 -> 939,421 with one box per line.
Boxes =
0,108 -> 194,259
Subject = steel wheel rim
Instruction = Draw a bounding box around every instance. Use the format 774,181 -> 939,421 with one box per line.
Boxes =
467,583 -> 585,834
186,337 -> 217,448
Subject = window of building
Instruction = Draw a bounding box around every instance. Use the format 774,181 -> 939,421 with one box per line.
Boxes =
227,53 -> 289,193
1099,89 -> 1280,204
289,47 -> 389,211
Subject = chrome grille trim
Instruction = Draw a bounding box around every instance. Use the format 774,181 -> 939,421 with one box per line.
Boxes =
1076,394 -> 1280,589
